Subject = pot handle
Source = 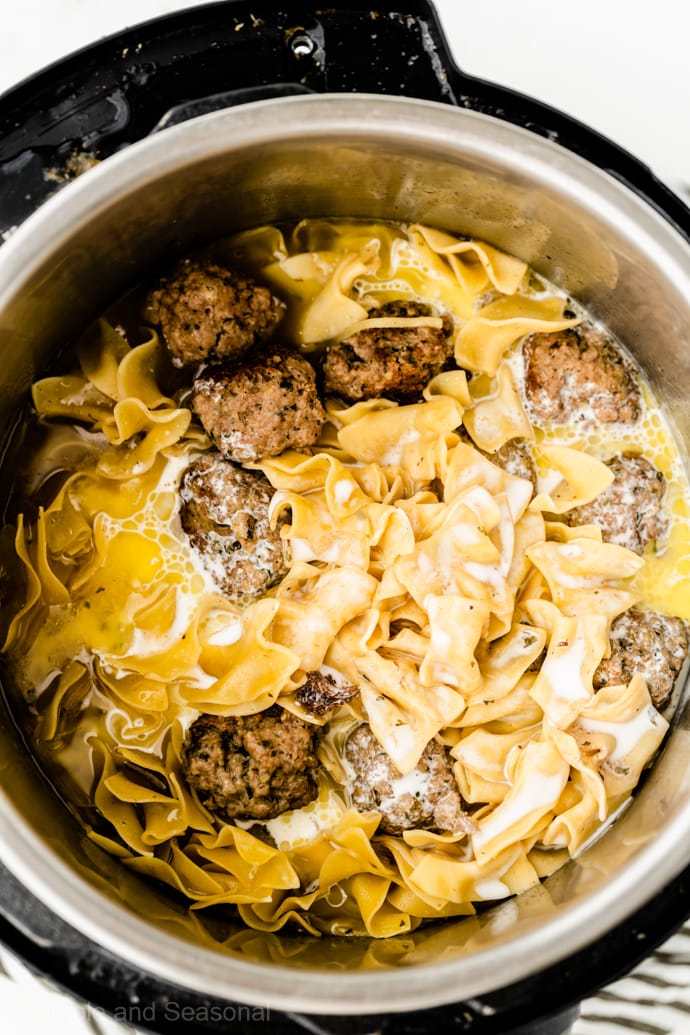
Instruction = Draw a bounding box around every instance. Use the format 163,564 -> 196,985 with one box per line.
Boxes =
151,83 -> 315,133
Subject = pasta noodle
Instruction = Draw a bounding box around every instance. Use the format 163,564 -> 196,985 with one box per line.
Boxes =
1,218 -> 689,944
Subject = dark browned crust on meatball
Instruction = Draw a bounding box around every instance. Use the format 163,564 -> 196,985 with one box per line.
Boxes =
566,454 -> 667,555
295,671 -> 359,717
594,609 -> 689,710
344,724 -> 472,836
146,259 -> 285,368
323,300 -> 453,403
182,706 -> 321,821
522,324 -> 641,425
180,454 -> 286,603
192,346 -> 326,463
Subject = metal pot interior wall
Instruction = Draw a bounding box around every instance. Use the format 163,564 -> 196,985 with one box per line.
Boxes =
1,95 -> 690,1014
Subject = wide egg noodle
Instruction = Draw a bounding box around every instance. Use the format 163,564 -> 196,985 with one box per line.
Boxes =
98,402 -> 189,479
175,811 -> 420,938
443,441 -> 533,517
423,369 -> 472,409
409,223 -> 529,296
3,217 -> 687,943
237,221 -> 405,344
187,597 -> 301,714
332,315 -> 444,342
2,509 -> 78,661
386,836 -> 542,910
455,295 -> 580,376
219,224 -> 290,274
525,599 -> 611,729
472,623 -> 547,704
531,445 -> 615,514
353,651 -> 465,774
273,488 -> 373,568
471,739 -> 570,865
540,726 -> 609,852
8,340 -> 223,694
453,725 -> 537,805
363,223 -> 475,319
77,319 -> 132,399
96,666 -> 169,722
31,375 -> 114,426
270,566 -> 379,677
297,243 -> 381,345
420,594 -> 488,692
463,363 -> 534,452
34,506 -> 71,605
336,396 -> 465,480
457,674 -> 544,731
574,673 -> 669,798
392,486 -> 516,640
526,538 -> 644,617
37,660 -> 91,745
42,481 -> 94,566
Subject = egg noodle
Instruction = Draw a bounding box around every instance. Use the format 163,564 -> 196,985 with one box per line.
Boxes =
2,219 -> 689,939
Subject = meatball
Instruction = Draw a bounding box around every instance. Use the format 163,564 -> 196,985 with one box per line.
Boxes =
488,439 -> 537,488
295,670 -> 359,717
323,300 -> 453,402
566,453 -> 667,555
457,426 -> 537,492
522,323 -> 641,425
192,346 -> 326,463
180,454 -> 286,603
146,258 -> 285,368
182,706 -> 321,821
344,724 -> 471,836
594,609 -> 689,710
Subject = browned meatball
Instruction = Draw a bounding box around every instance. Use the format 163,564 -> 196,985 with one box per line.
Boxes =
522,323 -> 641,425
459,428 -> 537,492
594,609 -> 689,710
146,258 -> 285,368
180,454 -> 286,603
323,300 -> 453,402
344,724 -> 471,836
295,671 -> 359,717
192,346 -> 326,463
566,454 -> 667,555
490,440 -> 537,488
182,706 -> 321,821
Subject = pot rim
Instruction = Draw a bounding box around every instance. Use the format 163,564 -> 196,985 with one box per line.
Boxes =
1,92 -> 690,1014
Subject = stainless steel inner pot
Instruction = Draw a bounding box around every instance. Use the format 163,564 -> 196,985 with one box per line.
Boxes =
1,93 -> 690,1015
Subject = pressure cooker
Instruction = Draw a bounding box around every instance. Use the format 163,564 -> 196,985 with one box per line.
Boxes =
0,4 -> 689,1034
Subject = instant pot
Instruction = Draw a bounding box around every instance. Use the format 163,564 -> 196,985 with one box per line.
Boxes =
1,3 -> 690,1034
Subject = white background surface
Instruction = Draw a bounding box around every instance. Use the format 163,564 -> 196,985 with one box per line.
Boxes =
1,2 -> 690,1033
